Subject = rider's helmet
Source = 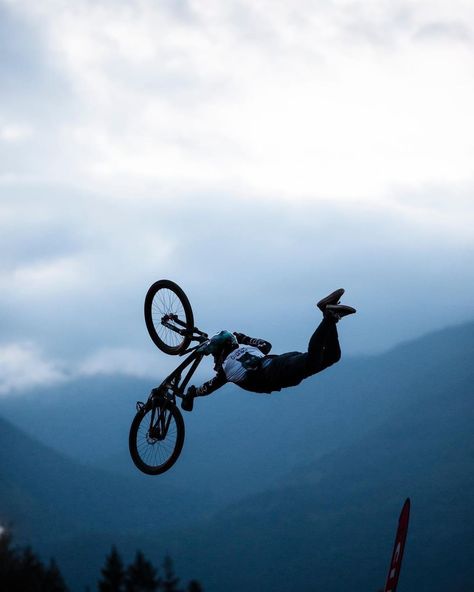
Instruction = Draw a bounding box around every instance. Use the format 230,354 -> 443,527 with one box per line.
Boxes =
202,330 -> 238,360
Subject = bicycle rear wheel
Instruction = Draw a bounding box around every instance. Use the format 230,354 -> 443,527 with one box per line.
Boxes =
129,400 -> 185,475
144,279 -> 194,355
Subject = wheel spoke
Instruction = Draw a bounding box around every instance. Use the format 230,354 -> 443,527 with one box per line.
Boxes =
132,407 -> 180,472
145,281 -> 193,354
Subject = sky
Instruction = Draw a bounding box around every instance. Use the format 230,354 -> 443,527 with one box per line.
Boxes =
1,0 -> 473,395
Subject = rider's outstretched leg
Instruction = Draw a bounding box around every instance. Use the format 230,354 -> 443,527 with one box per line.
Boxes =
305,317 -> 341,376
305,303 -> 356,376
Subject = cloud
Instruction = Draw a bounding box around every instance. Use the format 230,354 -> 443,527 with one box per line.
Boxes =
1,0 -> 473,200
0,123 -> 33,142
0,335 -> 212,396
0,184 -> 472,365
78,346 -> 168,378
0,0 -> 472,369
415,21 -> 473,43
0,341 -> 67,395
0,340 -> 169,396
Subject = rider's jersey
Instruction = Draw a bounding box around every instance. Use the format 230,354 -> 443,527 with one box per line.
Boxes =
222,345 -> 266,383
193,332 -> 272,397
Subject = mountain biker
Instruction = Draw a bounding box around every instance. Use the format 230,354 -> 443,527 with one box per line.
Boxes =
181,289 -> 356,411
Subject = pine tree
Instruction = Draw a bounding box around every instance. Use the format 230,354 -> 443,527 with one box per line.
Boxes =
125,550 -> 160,592
186,580 -> 203,592
44,558 -> 69,591
0,529 -> 69,592
0,529 -> 17,591
161,555 -> 180,592
16,545 -> 47,591
98,546 -> 126,592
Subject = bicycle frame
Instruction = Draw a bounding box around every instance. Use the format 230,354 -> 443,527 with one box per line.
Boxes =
158,349 -> 205,400
145,325 -> 210,407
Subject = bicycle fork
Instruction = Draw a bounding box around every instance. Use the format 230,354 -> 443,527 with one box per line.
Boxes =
148,400 -> 173,441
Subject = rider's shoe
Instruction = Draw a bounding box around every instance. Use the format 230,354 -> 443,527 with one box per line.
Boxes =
317,289 -> 345,312
181,394 -> 194,412
324,304 -> 356,321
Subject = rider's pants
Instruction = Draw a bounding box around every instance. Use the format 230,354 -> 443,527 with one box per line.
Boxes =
240,317 -> 341,393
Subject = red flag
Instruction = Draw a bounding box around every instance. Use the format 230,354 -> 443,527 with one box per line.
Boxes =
384,498 -> 411,592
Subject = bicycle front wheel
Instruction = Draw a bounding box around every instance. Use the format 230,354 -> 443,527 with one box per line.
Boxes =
144,280 -> 194,355
129,400 -> 185,475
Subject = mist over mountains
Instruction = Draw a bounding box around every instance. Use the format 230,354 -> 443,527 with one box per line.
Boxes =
0,321 -> 473,591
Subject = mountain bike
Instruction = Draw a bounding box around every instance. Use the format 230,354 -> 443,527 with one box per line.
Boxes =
129,280 -> 209,475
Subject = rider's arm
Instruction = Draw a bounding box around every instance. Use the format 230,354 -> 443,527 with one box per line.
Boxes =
233,332 -> 272,354
193,368 -> 228,397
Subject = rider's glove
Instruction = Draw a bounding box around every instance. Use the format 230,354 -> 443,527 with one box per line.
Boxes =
182,386 -> 196,412
186,385 -> 197,398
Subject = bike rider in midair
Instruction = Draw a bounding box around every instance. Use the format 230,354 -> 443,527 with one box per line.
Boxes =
181,289 -> 356,411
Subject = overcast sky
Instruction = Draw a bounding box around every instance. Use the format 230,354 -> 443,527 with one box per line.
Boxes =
1,0 -> 473,395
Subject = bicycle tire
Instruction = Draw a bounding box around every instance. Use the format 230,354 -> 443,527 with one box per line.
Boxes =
144,279 -> 194,355
129,400 -> 185,475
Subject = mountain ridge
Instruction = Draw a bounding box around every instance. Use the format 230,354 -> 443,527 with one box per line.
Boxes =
1,321 -> 473,591
2,320 -> 472,499
0,413 -> 217,546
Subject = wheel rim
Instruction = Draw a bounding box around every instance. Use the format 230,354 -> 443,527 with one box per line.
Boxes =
152,287 -> 188,350
135,407 -> 179,471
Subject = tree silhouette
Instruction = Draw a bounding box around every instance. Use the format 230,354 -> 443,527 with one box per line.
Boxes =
0,529 -> 68,591
16,545 -> 46,590
1,529 -> 204,592
43,558 -> 69,592
186,580 -> 203,592
162,555 -> 180,592
0,530 -> 17,590
98,546 -> 126,592
125,550 -> 160,592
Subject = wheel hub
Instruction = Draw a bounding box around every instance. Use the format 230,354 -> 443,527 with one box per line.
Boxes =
148,426 -> 166,441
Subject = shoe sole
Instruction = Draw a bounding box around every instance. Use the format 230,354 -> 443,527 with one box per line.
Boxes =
325,304 -> 356,317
